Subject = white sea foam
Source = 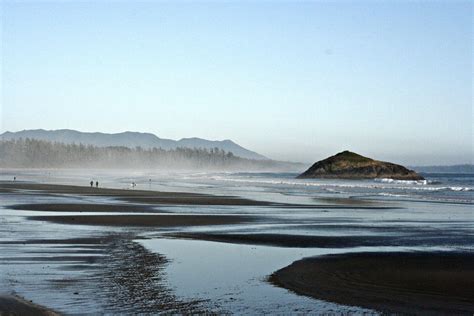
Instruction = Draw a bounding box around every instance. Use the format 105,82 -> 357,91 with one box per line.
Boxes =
377,192 -> 410,198
376,178 -> 429,185
449,187 -> 472,192
208,175 -> 473,192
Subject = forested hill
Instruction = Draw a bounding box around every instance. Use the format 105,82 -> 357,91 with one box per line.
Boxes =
0,129 -> 267,160
0,139 -> 300,171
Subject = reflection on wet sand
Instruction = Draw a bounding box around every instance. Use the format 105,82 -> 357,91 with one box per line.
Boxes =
1,234 -> 210,314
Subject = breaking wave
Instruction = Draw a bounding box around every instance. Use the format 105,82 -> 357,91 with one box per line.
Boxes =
375,178 -> 429,185
208,176 -> 473,192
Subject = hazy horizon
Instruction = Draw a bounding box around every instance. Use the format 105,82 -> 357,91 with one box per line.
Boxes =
2,127 -> 473,166
1,1 -> 472,165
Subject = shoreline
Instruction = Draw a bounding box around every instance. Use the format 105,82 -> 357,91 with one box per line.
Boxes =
1,181 -> 398,209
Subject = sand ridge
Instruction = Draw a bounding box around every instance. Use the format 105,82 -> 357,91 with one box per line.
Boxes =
270,251 -> 474,315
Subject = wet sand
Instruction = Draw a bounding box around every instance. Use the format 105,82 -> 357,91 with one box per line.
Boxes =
1,182 -> 273,206
167,232 -> 398,248
167,230 -> 474,248
4,180 -> 472,314
29,214 -> 254,227
10,203 -> 157,213
270,252 -> 474,315
1,182 -> 397,209
0,295 -> 59,316
0,234 -> 209,313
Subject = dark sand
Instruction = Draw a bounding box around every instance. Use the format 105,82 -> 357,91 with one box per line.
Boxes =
167,232 -> 398,248
29,214 -> 254,227
10,203 -> 157,213
1,182 -> 397,209
166,231 -> 474,248
1,182 -> 273,206
0,295 -> 59,316
270,252 -> 474,315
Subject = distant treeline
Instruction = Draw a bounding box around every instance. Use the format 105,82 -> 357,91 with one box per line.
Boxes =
0,138 -> 298,171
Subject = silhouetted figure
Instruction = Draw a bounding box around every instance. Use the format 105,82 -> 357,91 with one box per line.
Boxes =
96,181 -> 99,188
90,181 -> 93,187
13,176 -> 16,181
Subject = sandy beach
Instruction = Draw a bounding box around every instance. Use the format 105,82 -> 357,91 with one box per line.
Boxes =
270,252 -> 474,315
166,232 -> 402,248
4,182 -> 258,227
1,182 -> 275,206
2,178 -> 473,314
2,182 -> 396,209
167,222 -> 474,248
29,214 -> 254,227
10,203 -> 157,213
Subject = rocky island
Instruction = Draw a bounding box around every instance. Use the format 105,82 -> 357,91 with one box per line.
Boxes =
298,151 -> 424,180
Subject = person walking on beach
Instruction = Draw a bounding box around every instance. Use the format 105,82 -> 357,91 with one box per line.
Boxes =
96,181 -> 99,188
90,181 -> 93,188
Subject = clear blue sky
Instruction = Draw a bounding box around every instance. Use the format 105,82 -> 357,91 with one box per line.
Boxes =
1,1 -> 472,165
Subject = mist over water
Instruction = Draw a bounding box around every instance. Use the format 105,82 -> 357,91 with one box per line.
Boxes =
0,139 -> 303,172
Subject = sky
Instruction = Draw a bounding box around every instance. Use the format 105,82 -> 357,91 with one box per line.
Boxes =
1,1 -> 472,165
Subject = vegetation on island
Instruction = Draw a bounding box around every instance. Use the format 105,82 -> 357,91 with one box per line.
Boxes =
298,150 -> 424,180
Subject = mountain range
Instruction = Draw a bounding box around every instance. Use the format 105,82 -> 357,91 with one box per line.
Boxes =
0,129 -> 268,160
